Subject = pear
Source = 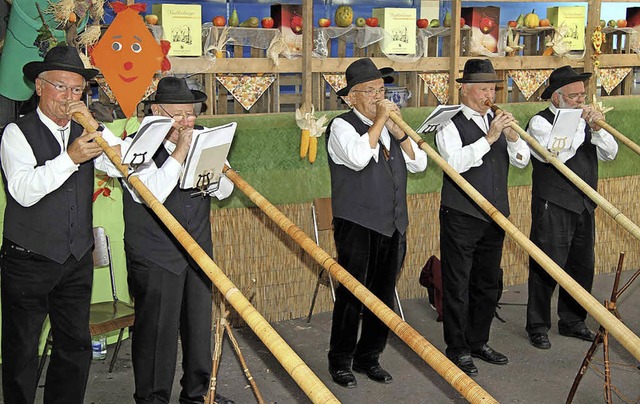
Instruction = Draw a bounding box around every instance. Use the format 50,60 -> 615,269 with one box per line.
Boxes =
443,10 -> 452,28
240,16 -> 259,28
229,9 -> 239,27
429,18 -> 440,28
516,13 -> 525,28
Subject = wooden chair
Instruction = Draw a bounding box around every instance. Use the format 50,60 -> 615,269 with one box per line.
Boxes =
37,227 -> 135,381
306,197 -> 405,322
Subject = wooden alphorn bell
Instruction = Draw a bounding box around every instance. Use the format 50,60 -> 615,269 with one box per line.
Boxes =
387,110 -> 640,364
72,113 -> 339,404
222,165 -> 499,404
485,100 -> 640,244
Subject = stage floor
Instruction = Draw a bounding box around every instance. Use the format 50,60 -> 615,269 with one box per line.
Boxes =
21,270 -> 640,403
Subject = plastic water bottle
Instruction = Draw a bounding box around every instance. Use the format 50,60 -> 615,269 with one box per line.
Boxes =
92,335 -> 107,360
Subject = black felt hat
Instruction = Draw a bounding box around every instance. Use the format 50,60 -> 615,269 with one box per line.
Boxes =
23,45 -> 99,82
541,65 -> 592,100
145,77 -> 207,104
456,59 -> 501,83
337,58 -> 394,96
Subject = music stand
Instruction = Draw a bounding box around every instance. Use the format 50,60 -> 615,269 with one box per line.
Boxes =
205,282 -> 266,404
566,252 -> 640,404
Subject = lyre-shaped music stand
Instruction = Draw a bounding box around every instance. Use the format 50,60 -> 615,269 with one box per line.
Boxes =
566,252 -> 640,404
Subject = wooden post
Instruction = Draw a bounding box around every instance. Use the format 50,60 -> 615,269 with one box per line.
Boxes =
301,0 -> 313,111
448,0 -> 462,104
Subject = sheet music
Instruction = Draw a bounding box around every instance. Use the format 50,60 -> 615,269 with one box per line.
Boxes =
122,116 -> 174,165
416,105 -> 463,133
547,108 -> 582,154
180,122 -> 237,190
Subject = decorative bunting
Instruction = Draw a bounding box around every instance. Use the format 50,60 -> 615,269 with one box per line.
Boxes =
508,70 -> 553,100
418,72 -> 451,105
322,73 -> 352,107
596,67 -> 632,95
216,74 -> 276,111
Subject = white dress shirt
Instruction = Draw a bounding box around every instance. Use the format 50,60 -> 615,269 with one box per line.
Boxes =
527,103 -> 618,163
436,104 -> 530,173
327,108 -> 428,173
121,138 -> 234,204
0,108 -> 123,207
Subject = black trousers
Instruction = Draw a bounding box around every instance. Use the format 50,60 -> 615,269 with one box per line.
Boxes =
1,239 -> 93,404
125,243 -> 213,404
439,208 -> 504,358
526,198 -> 595,335
328,218 -> 406,369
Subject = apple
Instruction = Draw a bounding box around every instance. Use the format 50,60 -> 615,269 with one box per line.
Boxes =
144,14 -> 158,25
318,18 -> 330,28
539,18 -> 551,27
416,18 -> 429,29
618,19 -> 628,28
355,17 -> 366,27
365,17 -> 378,27
508,20 -> 518,28
290,14 -> 303,34
261,16 -> 274,28
212,15 -> 226,27
460,17 -> 465,28
479,17 -> 496,34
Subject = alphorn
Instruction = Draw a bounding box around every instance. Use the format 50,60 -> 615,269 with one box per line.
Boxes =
222,165 -> 499,404
595,119 -> 640,157
485,101 -> 640,244
72,113 -> 339,404
388,110 -> 640,364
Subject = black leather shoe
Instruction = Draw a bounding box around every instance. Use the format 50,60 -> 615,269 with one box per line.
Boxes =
329,367 -> 357,388
529,333 -> 551,349
470,344 -> 509,365
352,364 -> 393,384
448,354 -> 478,376
214,393 -> 235,404
559,326 -> 596,342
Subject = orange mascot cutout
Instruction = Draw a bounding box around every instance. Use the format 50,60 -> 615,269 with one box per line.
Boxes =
91,2 -> 170,117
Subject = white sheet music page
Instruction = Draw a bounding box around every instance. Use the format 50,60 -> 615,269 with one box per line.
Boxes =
180,122 -> 237,190
416,105 -> 463,133
547,108 -> 582,155
122,116 -> 174,165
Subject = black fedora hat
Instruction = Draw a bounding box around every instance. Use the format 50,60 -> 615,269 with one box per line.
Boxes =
23,45 -> 99,82
337,58 -> 394,96
145,77 -> 207,104
541,65 -> 592,100
456,59 -> 501,83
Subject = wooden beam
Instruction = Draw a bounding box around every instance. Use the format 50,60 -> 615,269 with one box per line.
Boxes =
448,0 -> 461,104
301,0 -> 313,111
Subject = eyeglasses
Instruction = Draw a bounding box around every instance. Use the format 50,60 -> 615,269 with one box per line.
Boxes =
39,77 -> 86,95
560,92 -> 587,101
158,104 -> 197,120
352,88 -> 386,97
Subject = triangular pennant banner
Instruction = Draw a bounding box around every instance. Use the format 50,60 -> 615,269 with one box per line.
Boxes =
216,74 -> 276,111
322,73 -> 352,107
508,70 -> 553,100
95,76 -> 160,105
597,67 -> 632,95
418,73 -> 451,105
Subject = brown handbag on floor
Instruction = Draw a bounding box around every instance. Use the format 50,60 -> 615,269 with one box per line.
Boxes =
419,255 -> 444,322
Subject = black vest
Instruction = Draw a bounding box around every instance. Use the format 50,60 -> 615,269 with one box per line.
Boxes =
528,108 -> 598,214
440,111 -> 510,222
121,138 -> 213,274
326,110 -> 408,236
1,112 -> 94,263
